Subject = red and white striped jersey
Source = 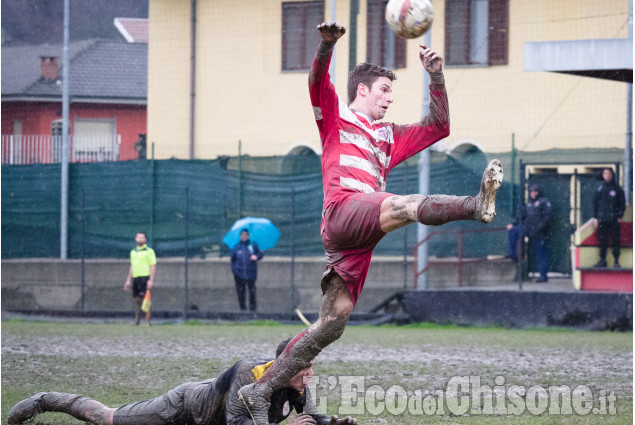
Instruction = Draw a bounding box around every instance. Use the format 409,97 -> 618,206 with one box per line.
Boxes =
309,43 -> 450,210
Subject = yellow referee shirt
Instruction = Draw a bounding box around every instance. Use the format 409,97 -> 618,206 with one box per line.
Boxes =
130,244 -> 157,278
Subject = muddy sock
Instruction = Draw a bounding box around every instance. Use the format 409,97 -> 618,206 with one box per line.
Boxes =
416,195 -> 477,226
43,393 -> 109,425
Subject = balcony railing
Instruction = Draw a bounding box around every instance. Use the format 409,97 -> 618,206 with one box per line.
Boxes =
1,134 -> 121,165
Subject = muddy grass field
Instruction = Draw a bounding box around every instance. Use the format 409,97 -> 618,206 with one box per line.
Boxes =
1,319 -> 632,424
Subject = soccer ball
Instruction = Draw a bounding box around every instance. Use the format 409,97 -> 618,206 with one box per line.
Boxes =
385,0 -> 434,39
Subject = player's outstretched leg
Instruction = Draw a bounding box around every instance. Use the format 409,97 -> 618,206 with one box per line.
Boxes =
238,272 -> 352,425
8,392 -> 115,425
416,159 -> 503,225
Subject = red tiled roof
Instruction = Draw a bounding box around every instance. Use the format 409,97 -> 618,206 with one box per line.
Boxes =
114,18 -> 148,43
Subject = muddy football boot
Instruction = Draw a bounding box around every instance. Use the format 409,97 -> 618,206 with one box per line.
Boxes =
474,159 -> 503,223
7,392 -> 47,424
237,383 -> 270,425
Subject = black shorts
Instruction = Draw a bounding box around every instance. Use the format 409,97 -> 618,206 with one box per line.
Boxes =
132,276 -> 149,298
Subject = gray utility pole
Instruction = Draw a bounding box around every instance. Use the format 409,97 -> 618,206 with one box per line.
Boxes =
328,0 -> 337,84
60,0 -> 70,259
416,29 -> 432,290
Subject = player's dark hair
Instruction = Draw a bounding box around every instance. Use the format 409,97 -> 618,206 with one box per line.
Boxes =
276,337 -> 293,358
347,63 -> 397,104
240,228 -> 249,234
136,231 -> 147,238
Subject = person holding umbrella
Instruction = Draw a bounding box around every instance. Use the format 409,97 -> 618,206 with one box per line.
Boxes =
230,229 -> 263,311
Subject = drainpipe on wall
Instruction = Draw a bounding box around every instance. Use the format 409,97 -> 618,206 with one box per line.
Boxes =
625,0 -> 633,205
189,0 -> 197,159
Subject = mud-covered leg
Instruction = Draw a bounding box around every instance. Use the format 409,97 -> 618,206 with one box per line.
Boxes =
417,159 -> 503,225
238,272 -> 353,425
381,160 -> 503,231
8,392 -> 115,425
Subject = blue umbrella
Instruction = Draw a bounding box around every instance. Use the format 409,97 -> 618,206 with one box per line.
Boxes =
223,217 -> 281,251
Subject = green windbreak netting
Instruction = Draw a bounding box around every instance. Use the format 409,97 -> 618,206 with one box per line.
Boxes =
2,153 -> 515,260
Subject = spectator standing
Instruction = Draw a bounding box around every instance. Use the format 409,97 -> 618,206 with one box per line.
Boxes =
592,168 -> 626,268
230,229 -> 263,311
507,184 -> 552,282
123,231 -> 156,325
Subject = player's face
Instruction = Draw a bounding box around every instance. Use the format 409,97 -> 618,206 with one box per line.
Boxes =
365,77 -> 393,120
603,169 -> 613,183
240,231 -> 249,242
288,361 -> 315,392
135,233 -> 147,246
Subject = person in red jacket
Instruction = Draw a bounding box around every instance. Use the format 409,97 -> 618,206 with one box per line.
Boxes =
238,22 -> 503,424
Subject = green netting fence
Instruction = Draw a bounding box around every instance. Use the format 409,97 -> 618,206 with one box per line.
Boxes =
1,152 -> 516,261
4,148 -> 623,272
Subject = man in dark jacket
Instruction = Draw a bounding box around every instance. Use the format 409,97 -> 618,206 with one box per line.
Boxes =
230,229 -> 263,311
592,168 -> 626,268
507,184 -> 552,282
7,338 -> 357,425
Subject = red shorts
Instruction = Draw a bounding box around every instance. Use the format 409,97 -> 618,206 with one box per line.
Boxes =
321,192 -> 394,305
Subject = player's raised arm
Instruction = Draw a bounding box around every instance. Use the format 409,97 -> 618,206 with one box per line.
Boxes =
309,22 -> 347,135
310,22 -> 346,85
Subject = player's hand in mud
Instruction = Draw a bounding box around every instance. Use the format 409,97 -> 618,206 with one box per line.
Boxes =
317,21 -> 346,43
287,413 -> 316,425
419,45 -> 443,74
329,415 -> 358,425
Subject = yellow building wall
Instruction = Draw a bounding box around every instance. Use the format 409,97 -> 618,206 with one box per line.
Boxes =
148,0 -> 192,159
148,0 -> 630,159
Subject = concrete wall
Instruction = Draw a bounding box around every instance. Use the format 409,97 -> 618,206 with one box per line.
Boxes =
404,290 -> 633,330
1,257 -> 516,313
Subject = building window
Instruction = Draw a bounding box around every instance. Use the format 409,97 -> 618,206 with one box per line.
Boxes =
73,119 -> 119,162
367,0 -> 406,69
445,0 -> 509,66
282,1 -> 324,71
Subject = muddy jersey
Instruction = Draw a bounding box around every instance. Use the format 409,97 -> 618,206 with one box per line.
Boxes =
308,41 -> 450,212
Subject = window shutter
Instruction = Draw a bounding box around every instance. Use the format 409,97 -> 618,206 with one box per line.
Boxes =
304,2 -> 324,68
282,3 -> 304,70
367,0 -> 407,69
394,36 -> 406,68
366,0 -> 383,65
282,2 -> 324,71
445,0 -> 471,65
488,0 -> 509,65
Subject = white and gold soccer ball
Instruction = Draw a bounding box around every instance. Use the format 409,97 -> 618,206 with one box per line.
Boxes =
385,0 -> 434,39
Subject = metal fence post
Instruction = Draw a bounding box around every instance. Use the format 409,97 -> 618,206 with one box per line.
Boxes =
290,186 -> 296,311
81,187 -> 85,311
184,186 -> 190,320
518,160 -> 526,291
402,167 -> 408,290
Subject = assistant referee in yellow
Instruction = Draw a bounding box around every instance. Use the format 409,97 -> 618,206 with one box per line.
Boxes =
123,231 -> 157,325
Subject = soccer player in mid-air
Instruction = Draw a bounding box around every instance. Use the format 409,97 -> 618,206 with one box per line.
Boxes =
238,22 -> 504,424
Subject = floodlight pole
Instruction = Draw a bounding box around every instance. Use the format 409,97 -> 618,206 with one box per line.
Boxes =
328,0 -> 336,84
60,0 -> 70,259
416,30 -> 432,290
